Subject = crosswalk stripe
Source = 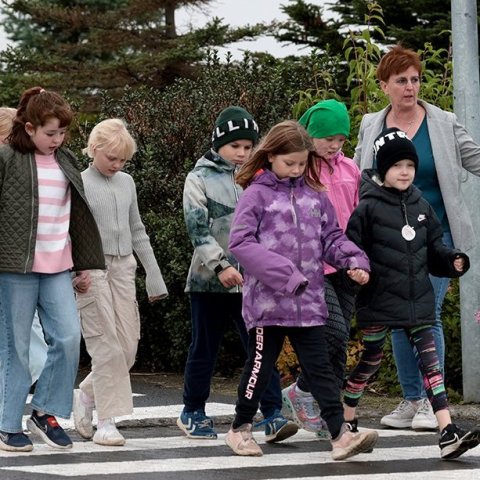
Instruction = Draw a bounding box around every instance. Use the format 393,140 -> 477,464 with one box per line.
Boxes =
21,402 -> 234,430
0,429 -> 436,458
5,398 -> 480,479
3,446 -> 480,477
261,474 -> 480,480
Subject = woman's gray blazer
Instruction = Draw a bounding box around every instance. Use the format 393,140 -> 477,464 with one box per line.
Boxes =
354,99 -> 480,251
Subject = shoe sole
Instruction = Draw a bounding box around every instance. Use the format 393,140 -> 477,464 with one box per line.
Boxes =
0,438 -> 33,452
176,417 -> 217,439
281,390 -> 320,433
332,431 -> 379,461
93,436 -> 126,446
225,435 -> 263,456
265,422 -> 299,443
26,419 -> 72,450
441,430 -> 480,460
412,424 -> 438,432
411,419 -> 438,431
73,390 -> 94,439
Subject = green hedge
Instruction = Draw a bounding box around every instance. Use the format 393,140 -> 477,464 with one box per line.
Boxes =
74,51 -> 344,372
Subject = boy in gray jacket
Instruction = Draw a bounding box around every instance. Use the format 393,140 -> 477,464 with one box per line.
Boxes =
178,106 -> 296,442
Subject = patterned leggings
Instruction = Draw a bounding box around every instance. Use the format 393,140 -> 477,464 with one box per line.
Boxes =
343,324 -> 448,413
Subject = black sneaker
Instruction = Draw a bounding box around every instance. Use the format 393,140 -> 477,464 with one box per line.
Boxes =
0,430 -> 33,452
27,411 -> 72,449
439,423 -> 480,459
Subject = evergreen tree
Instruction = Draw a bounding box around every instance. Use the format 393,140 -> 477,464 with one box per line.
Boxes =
275,0 -> 344,52
275,0 -> 467,53
0,0 -> 265,110
332,0 -> 453,51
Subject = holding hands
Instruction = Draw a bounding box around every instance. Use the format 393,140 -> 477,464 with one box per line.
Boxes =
347,268 -> 370,285
73,270 -> 91,293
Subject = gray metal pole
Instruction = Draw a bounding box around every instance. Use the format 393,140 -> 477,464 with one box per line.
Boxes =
451,0 -> 480,402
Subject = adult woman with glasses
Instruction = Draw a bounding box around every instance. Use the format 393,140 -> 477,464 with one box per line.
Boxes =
354,45 -> 480,432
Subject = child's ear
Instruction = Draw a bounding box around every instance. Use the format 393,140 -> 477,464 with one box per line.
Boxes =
25,122 -> 35,136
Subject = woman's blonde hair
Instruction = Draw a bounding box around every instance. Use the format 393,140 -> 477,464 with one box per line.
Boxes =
0,107 -> 17,144
235,120 -> 323,190
85,118 -> 137,160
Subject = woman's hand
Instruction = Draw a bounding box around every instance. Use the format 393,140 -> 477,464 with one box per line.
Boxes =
347,268 -> 370,285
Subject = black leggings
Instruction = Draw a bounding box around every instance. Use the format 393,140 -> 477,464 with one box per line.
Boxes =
233,325 -> 345,439
297,272 -> 354,391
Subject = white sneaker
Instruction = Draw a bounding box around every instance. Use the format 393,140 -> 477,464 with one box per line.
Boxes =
93,419 -> 125,446
380,400 -> 418,429
411,398 -> 438,430
73,389 -> 94,439
225,424 -> 263,456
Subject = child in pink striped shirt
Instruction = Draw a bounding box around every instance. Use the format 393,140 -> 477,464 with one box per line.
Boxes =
0,87 -> 104,453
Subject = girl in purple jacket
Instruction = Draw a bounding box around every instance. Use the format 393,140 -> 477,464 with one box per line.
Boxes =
225,120 -> 378,460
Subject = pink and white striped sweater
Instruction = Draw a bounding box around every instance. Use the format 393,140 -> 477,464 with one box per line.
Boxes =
32,153 -> 73,273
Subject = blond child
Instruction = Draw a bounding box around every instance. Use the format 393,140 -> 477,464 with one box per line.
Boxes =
73,119 -> 168,446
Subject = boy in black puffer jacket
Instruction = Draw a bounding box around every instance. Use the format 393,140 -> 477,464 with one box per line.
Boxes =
343,127 -> 480,460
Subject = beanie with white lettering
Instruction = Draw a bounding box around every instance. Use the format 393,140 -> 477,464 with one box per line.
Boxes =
212,106 -> 259,151
374,127 -> 418,181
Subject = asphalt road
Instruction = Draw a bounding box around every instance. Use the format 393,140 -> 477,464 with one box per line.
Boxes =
1,374 -> 479,480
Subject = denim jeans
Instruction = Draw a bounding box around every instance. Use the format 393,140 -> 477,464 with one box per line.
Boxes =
391,232 -> 453,401
29,311 -> 48,384
0,270 -> 80,433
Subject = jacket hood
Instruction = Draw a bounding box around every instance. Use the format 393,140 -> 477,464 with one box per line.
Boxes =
360,168 -> 422,205
193,148 -> 236,173
250,168 -> 305,190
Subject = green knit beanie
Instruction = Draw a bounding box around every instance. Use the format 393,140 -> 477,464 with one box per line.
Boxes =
298,99 -> 350,139
212,106 -> 259,151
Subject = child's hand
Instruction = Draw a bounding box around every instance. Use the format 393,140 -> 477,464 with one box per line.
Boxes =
453,256 -> 465,272
148,295 -> 162,303
218,266 -> 244,289
347,268 -> 370,285
73,270 -> 91,293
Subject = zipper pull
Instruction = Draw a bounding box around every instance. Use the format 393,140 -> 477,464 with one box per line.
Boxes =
290,188 -> 297,225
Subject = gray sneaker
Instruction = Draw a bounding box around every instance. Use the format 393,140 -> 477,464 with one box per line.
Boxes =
411,398 -> 438,431
380,400 -> 417,429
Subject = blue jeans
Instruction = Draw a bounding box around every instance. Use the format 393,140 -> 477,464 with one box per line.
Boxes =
391,232 -> 453,401
29,311 -> 48,384
0,271 -> 80,432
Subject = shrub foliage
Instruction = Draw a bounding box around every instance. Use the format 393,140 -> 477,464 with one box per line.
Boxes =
75,3 -> 462,395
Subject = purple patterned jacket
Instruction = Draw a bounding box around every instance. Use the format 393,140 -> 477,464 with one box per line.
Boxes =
229,168 -> 370,331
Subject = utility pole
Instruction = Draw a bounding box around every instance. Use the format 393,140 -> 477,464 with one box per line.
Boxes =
451,0 -> 480,402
